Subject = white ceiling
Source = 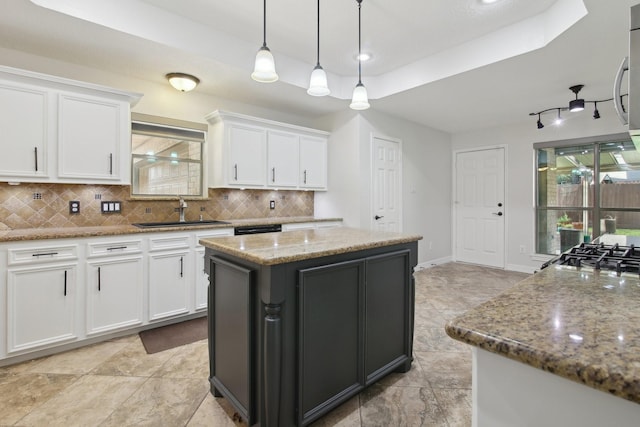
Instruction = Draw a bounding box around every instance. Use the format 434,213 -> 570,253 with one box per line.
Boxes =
1,0 -> 638,133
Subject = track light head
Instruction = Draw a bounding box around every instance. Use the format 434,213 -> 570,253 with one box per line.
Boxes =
536,113 -> 544,129
593,102 -> 601,119
569,84 -> 585,112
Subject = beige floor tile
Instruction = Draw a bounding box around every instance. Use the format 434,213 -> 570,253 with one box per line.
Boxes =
415,351 -> 473,389
153,340 -> 209,379
310,395 -> 361,427
0,372 -> 79,425
17,374 -> 145,427
359,383 -> 447,426
22,340 -> 131,375
187,393 -> 247,427
101,377 -> 209,427
91,338 -> 179,377
433,388 -> 472,427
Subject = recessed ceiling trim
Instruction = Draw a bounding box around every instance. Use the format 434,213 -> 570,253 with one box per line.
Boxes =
29,0 -> 587,101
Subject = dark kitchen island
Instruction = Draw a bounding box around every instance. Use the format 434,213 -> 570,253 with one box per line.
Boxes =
200,227 -> 421,427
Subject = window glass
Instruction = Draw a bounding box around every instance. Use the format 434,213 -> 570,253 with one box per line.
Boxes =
131,120 -> 205,197
535,134 -> 640,255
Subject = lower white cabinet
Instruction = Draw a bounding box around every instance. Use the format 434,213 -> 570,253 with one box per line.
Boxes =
148,249 -> 191,321
7,262 -> 78,354
86,256 -> 143,336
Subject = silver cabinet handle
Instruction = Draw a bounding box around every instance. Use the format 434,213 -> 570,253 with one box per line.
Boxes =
109,153 -> 113,175
98,266 -> 101,291
303,170 -> 307,184
272,167 -> 276,182
234,164 -> 238,180
106,246 -> 127,251
34,147 -> 38,172
64,270 -> 67,296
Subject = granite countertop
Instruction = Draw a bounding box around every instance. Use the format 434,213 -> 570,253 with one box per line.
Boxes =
200,227 -> 422,265
445,266 -> 640,404
0,217 -> 342,242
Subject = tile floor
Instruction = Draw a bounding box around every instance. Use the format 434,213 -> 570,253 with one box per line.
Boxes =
0,263 -> 529,426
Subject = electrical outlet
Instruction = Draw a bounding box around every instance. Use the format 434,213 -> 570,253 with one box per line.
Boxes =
69,201 -> 80,214
270,200 -> 275,210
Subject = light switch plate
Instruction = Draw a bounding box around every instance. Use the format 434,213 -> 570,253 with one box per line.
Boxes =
101,201 -> 122,213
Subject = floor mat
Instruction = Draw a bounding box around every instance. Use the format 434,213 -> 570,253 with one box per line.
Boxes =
139,317 -> 207,354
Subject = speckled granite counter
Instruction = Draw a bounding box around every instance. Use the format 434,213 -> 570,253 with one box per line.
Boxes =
0,216 -> 341,242
445,265 -> 640,404
199,226 -> 422,265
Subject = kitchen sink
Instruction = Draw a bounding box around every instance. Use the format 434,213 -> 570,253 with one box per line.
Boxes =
133,220 -> 231,228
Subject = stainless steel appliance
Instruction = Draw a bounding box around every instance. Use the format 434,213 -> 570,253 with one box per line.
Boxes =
541,235 -> 640,275
614,3 -> 640,144
233,223 -> 282,235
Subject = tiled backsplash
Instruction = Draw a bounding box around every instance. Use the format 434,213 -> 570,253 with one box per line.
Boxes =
0,183 -> 314,230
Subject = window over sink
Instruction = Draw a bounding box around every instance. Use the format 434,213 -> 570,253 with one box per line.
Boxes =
131,114 -> 205,198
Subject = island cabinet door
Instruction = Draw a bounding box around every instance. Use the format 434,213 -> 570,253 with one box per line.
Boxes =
297,260 -> 366,426
364,249 -> 413,384
208,256 -> 255,425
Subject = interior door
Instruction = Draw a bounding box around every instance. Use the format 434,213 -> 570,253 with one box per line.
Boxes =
455,148 -> 505,268
371,136 -> 402,231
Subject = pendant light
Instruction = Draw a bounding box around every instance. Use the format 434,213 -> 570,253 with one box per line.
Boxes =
307,0 -> 330,96
251,0 -> 278,83
350,0 -> 370,110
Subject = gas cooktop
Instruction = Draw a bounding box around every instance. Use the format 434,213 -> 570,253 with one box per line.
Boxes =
541,242 -> 640,276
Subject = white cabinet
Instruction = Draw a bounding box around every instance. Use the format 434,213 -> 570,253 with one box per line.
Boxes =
148,235 -> 191,321
0,66 -> 141,184
281,220 -> 342,231
6,244 -> 79,354
299,136 -> 327,189
267,131 -> 299,188
207,110 -> 329,190
0,81 -> 50,179
58,93 -> 128,181
85,239 -> 143,336
228,124 -> 267,187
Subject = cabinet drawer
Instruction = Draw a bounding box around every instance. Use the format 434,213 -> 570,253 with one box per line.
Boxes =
86,239 -> 142,258
8,245 -> 78,266
148,234 -> 190,251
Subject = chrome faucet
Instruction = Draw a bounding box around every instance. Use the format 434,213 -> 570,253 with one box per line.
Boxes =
178,197 -> 188,222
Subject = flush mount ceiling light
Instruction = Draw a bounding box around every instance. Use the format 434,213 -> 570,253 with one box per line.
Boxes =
569,84 -> 585,112
350,0 -> 370,111
307,0 -> 330,96
251,0 -> 278,83
166,73 -> 200,92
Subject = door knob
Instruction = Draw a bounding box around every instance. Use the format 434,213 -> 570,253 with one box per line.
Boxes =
374,215 -> 384,220
498,203 -> 503,207
492,212 -> 503,216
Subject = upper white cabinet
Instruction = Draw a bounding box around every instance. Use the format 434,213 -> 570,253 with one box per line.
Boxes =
0,66 -> 141,184
206,110 -> 329,190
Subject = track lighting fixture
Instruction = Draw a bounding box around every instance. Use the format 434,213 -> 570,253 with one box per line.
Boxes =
166,73 -> 200,92
307,0 -> 330,96
569,84 -> 585,112
528,83 -> 628,129
252,0 -> 278,83
350,0 -> 370,110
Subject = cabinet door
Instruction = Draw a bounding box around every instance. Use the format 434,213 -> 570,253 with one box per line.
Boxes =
299,136 -> 327,190
228,124 -> 266,187
58,93 -> 125,182
7,264 -> 77,353
86,256 -> 143,335
267,131 -> 299,188
148,250 -> 190,321
364,250 -> 412,384
195,247 -> 208,311
0,82 -> 49,179
298,260 -> 365,425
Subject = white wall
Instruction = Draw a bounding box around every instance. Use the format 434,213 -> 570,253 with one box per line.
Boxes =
314,110 -> 452,266
451,102 -> 628,272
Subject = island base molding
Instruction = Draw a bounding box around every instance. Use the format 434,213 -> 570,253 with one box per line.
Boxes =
473,348 -> 640,427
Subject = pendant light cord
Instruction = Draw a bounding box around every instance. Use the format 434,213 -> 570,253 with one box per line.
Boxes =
262,0 -> 267,48
357,0 -> 362,84
316,0 -> 320,66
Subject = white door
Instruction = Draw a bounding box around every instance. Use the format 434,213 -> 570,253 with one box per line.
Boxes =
371,136 -> 402,231
455,148 -> 505,268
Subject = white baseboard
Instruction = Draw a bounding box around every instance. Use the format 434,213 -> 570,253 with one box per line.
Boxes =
415,256 -> 453,271
505,263 -> 537,274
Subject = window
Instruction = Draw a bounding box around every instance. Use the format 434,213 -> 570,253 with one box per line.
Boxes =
535,133 -> 640,255
131,114 -> 206,198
